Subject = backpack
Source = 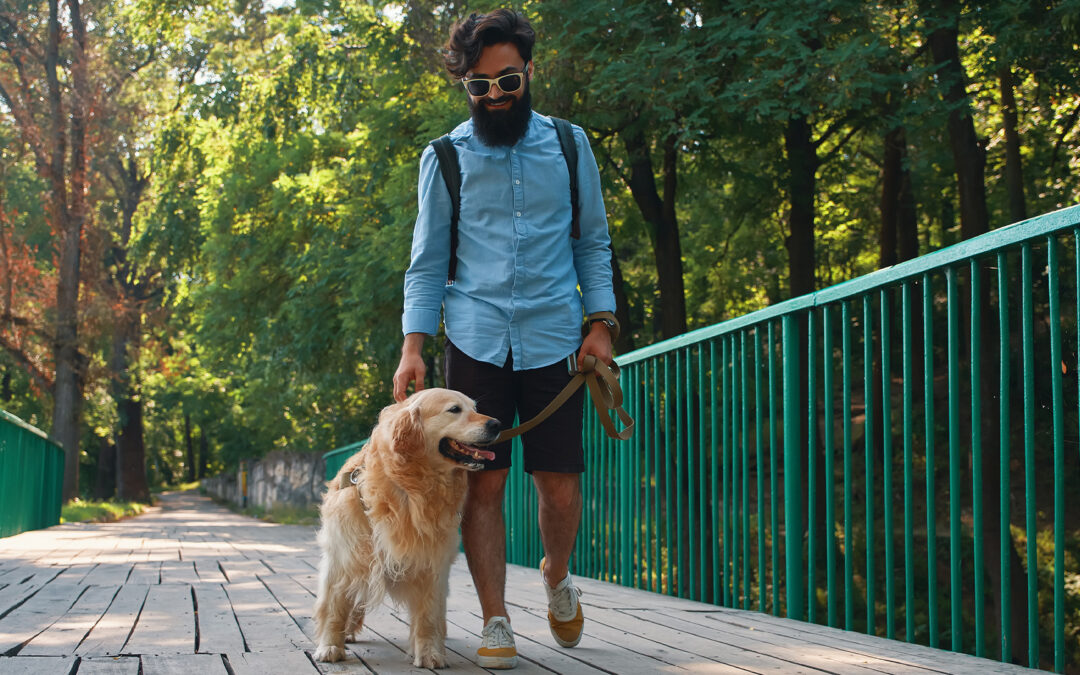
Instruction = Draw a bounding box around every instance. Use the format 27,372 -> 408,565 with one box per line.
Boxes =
429,117 -> 580,286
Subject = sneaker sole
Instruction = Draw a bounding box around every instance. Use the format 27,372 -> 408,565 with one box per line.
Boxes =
477,654 -> 518,669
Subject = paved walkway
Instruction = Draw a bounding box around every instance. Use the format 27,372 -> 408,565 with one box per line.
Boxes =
0,491 -> 1038,674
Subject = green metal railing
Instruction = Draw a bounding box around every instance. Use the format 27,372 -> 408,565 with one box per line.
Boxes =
324,440 -> 367,482
0,409 -> 64,538
502,204 -> 1080,672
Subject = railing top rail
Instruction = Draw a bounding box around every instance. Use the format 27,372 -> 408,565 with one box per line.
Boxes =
323,439 -> 366,461
0,409 -> 57,444
617,204 -> 1080,366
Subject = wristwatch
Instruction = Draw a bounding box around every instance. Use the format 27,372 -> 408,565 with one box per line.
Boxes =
587,312 -> 620,341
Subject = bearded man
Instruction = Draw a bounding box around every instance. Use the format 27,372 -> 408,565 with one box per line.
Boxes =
392,8 -> 617,670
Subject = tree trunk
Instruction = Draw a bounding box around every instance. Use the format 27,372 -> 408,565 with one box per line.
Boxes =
199,428 -> 209,480
112,312 -> 149,502
925,1 -> 989,240
880,126 -> 903,269
897,154 -> 919,263
46,0 -> 91,501
622,126 -> 687,339
785,115 -> 818,299
184,413 -> 197,483
609,250 -> 635,353
999,67 -> 1027,224
94,437 -> 116,500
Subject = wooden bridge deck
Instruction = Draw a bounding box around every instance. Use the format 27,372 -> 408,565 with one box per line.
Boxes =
0,491 -> 1037,674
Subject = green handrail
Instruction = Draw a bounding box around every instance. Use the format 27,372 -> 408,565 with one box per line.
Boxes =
498,204 -> 1080,671
0,409 -> 63,538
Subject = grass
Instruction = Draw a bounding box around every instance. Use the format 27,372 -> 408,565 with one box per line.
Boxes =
61,499 -> 147,524
205,493 -> 320,526
153,480 -> 201,494
240,502 -> 321,526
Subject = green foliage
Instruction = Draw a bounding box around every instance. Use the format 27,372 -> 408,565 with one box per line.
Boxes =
61,499 -> 148,524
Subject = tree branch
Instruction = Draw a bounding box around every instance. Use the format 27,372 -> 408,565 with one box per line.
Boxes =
0,331 -> 53,393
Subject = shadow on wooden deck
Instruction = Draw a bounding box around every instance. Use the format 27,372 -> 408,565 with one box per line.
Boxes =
0,491 -> 1038,674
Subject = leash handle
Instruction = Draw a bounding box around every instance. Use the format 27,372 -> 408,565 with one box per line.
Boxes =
493,355 -> 634,444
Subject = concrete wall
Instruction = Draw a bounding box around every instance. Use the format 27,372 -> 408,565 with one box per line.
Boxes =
202,451 -> 326,509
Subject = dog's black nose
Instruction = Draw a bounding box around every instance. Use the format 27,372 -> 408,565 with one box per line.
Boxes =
485,418 -> 502,435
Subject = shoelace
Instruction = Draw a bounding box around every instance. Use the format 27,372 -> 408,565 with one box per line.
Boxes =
482,618 -> 515,648
549,580 -> 583,619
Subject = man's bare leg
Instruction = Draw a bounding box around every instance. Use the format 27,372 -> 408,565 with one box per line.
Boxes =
533,471 -> 582,585
462,468 -> 510,622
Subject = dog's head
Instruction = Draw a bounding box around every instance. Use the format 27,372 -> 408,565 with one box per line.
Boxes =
377,388 -> 500,471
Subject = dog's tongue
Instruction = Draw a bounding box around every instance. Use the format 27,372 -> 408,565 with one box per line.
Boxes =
453,440 -> 497,461
471,446 -> 497,461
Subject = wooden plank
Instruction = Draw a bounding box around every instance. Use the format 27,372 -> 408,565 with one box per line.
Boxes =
217,560 -> 272,584
123,585 -> 194,656
366,609 -> 487,673
75,584 -> 149,656
125,562 -> 161,585
0,568 -> 64,618
227,651 -> 321,674
699,611 -> 1033,675
583,604 -> 846,674
0,579 -> 84,654
142,653 -> 228,675
0,655 -> 76,674
75,656 -> 140,674
257,573 -> 318,641
159,562 -> 199,585
21,586 -> 120,656
79,565 -> 133,588
223,581 -> 310,652
192,561 -> 228,584
311,652 -> 377,675
191,584 -> 245,655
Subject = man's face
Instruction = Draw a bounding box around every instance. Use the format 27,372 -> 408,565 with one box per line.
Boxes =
465,42 -> 534,147
465,42 -> 533,111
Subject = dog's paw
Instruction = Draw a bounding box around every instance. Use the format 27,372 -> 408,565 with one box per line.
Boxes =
413,648 -> 448,669
314,644 -> 346,662
344,631 -> 361,643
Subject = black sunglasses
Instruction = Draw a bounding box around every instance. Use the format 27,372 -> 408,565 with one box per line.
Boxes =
461,64 -> 529,97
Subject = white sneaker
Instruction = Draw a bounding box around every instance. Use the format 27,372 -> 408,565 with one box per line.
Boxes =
477,615 -> 518,669
541,557 -> 584,647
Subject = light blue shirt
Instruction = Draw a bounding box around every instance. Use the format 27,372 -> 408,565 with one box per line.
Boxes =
402,111 -> 616,371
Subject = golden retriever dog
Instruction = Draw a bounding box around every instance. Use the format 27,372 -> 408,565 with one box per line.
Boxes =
313,388 -> 499,667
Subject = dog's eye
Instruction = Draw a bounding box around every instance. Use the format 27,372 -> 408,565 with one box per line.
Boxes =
447,405 -> 462,414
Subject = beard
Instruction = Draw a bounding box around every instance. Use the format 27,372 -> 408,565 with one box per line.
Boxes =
469,84 -> 532,147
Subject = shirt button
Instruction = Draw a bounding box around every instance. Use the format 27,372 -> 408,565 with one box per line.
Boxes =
515,179 -> 521,185
515,211 -> 522,217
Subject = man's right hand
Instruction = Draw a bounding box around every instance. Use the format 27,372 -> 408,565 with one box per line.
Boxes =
392,333 -> 428,401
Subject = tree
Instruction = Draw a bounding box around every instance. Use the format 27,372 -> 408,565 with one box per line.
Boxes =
0,0 -> 95,499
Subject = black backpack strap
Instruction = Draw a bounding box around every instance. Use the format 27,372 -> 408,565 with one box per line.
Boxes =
551,117 -> 581,239
430,135 -> 461,285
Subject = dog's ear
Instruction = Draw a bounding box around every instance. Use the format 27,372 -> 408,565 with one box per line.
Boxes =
391,405 -> 425,454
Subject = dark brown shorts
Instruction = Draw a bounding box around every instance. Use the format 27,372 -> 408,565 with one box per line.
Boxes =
444,341 -> 584,474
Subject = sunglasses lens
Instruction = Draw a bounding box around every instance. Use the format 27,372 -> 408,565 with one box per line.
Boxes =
497,73 -> 522,92
465,80 -> 490,96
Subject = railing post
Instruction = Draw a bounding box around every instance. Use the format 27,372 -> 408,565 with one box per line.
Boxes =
782,313 -> 803,621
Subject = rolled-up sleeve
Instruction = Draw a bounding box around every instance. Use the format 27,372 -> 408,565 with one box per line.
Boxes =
402,145 -> 452,335
569,125 -> 616,315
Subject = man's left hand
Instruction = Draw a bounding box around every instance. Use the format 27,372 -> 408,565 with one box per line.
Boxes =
578,321 -> 614,371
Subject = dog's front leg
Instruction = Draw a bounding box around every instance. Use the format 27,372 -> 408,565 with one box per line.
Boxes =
344,604 -> 366,643
313,563 -> 350,662
405,571 -> 448,668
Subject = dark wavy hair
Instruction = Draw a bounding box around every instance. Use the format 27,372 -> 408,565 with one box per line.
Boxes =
443,9 -> 535,79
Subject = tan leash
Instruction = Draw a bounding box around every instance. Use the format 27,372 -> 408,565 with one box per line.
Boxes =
493,354 -> 634,443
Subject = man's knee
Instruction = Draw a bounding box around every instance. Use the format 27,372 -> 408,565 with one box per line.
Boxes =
534,472 -> 581,512
467,469 -> 509,505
